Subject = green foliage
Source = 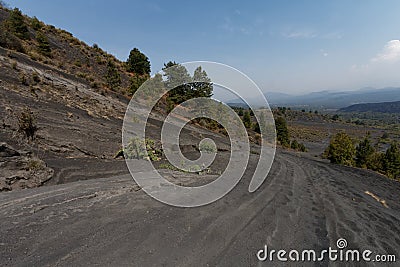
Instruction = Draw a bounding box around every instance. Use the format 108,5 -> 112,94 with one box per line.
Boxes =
31,16 -> 43,31
368,152 -> 385,173
275,116 -> 290,147
253,122 -> 261,134
18,107 -> 38,140
36,32 -> 51,57
158,163 -> 178,171
355,135 -> 375,168
384,142 -> 400,180
105,60 -> 121,90
191,66 -> 213,98
129,73 -> 149,95
163,62 -> 213,107
199,140 -> 217,153
291,140 -> 307,152
0,23 -> 24,52
126,48 -> 151,75
242,110 -> 252,128
124,137 -> 162,161
332,114 -> 340,121
7,8 -> 29,40
163,62 -> 192,105
325,132 -> 355,166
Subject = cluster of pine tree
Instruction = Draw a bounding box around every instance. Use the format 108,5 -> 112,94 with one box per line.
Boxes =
275,116 -> 306,152
325,132 -> 400,180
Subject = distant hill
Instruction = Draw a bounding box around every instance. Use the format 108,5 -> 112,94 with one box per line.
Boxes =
265,88 -> 400,109
339,101 -> 400,113
227,87 -> 400,109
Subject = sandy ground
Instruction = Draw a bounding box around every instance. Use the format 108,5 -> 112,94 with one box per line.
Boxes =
0,150 -> 399,266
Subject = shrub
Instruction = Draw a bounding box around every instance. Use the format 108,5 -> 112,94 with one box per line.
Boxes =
32,72 -> 41,84
18,108 -> 38,140
105,60 -> 121,90
291,140 -> 307,152
199,140 -> 217,153
129,74 -> 149,95
159,163 -> 178,171
325,132 -> 355,166
368,152 -> 385,173
74,59 -> 82,67
7,8 -> 29,40
19,73 -> 28,85
332,114 -> 340,121
11,61 -> 18,70
355,135 -> 375,168
124,137 -> 162,161
36,32 -> 51,57
31,16 -> 43,30
384,142 -> 400,180
242,110 -> 252,128
0,23 -> 25,52
275,116 -> 290,147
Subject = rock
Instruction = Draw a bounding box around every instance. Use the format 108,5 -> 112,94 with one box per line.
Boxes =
0,143 -> 20,157
0,143 -> 53,192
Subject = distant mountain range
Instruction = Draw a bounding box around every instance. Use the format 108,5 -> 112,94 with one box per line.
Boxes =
339,101 -> 400,113
227,87 -> 400,109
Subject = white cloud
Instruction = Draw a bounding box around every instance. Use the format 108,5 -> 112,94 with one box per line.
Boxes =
371,40 -> 400,62
320,49 -> 328,57
282,30 -> 317,39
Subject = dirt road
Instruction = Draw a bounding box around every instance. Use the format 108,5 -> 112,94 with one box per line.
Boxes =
1,151 -> 399,266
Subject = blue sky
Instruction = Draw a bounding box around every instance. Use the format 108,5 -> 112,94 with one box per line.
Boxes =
5,0 -> 400,94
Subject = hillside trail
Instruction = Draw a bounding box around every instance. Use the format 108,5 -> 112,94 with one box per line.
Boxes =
0,150 -> 399,266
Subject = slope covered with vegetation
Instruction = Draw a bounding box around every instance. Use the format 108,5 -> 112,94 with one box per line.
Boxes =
340,101 -> 400,114
0,5 -> 150,96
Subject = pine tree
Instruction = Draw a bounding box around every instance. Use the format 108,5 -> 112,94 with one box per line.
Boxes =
325,132 -> 355,166
163,62 -> 192,105
129,74 -> 149,96
36,32 -> 51,57
126,48 -> 151,75
275,116 -> 290,147
384,142 -> 400,179
355,135 -> 375,168
191,66 -> 213,98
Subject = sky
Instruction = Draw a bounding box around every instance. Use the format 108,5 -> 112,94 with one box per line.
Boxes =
4,0 -> 400,94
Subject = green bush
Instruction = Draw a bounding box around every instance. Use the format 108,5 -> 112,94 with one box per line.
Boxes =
105,60 -> 121,90
384,142 -> 400,180
355,135 -> 375,168
36,32 -> 51,57
126,48 -> 151,75
242,110 -> 252,128
124,137 -> 162,161
18,108 -> 38,140
325,132 -> 355,166
275,116 -> 290,147
0,23 -> 25,52
7,8 -> 29,40
31,16 -> 43,30
199,140 -> 217,153
291,140 -> 307,152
